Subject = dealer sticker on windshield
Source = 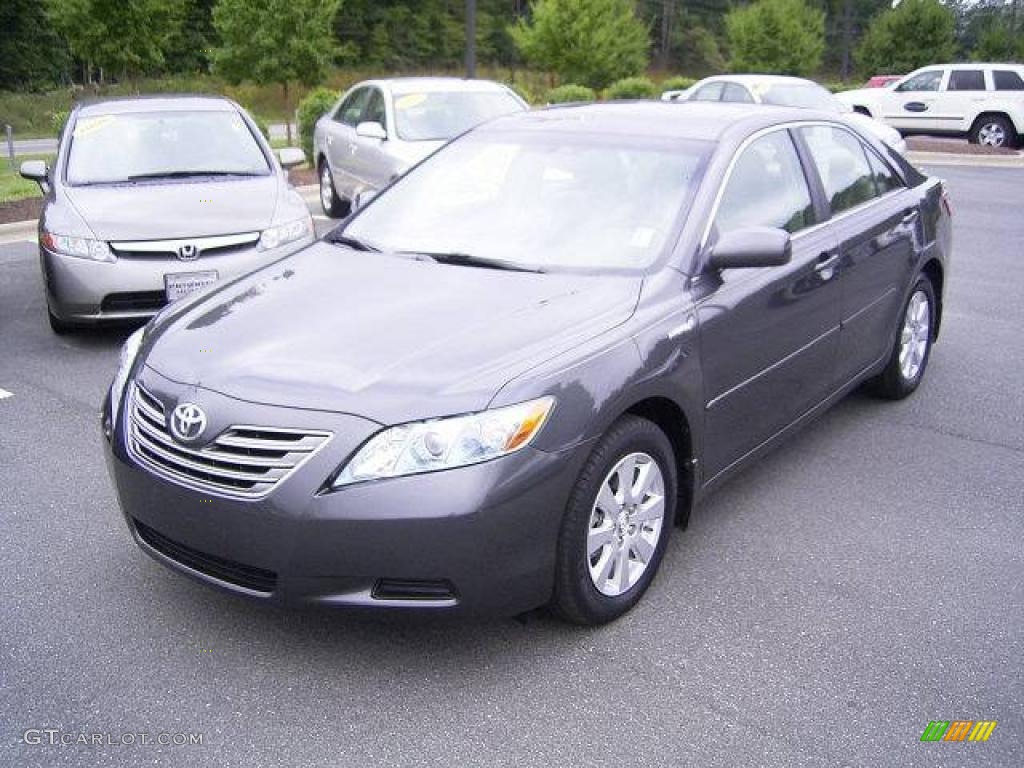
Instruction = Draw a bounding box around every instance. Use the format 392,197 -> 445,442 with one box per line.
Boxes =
164,270 -> 218,302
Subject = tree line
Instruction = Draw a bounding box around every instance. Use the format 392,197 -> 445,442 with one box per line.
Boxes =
1,0 -> 1021,94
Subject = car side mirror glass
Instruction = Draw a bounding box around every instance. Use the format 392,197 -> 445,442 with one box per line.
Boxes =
707,227 -> 792,270
355,121 -> 387,141
278,147 -> 306,169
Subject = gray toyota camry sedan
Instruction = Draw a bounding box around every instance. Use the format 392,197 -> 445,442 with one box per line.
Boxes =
21,96 -> 313,333
104,102 -> 951,625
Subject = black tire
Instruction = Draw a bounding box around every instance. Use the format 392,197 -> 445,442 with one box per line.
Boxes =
969,115 -> 1017,149
869,275 -> 936,400
318,160 -> 349,218
551,415 -> 677,625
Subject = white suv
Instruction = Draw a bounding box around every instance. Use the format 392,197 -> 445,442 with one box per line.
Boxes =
837,63 -> 1024,148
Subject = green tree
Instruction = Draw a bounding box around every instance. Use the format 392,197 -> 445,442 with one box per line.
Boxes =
856,0 -> 956,76
0,0 -> 71,90
212,0 -> 341,143
46,0 -> 183,84
971,13 -> 1024,61
510,0 -> 650,90
725,0 -> 825,76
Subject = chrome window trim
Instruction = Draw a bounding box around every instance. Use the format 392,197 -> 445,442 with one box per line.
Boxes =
699,119 -> 907,253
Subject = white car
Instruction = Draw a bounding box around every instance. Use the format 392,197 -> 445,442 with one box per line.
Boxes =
836,63 -> 1024,149
313,77 -> 527,217
665,74 -> 907,154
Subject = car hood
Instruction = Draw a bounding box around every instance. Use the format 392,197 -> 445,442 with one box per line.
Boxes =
835,88 -> 877,106
64,176 -> 281,240
144,242 -> 642,424
845,112 -> 904,150
388,139 -> 446,170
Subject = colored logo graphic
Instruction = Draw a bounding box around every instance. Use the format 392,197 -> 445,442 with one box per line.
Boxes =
920,720 -> 997,742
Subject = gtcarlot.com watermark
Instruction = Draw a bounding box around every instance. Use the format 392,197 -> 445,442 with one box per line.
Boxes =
21,729 -> 203,747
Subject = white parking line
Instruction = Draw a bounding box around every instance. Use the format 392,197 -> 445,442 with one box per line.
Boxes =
0,388 -> 13,400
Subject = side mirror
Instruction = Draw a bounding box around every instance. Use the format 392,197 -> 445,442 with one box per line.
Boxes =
355,121 -> 387,141
20,159 -> 49,185
352,188 -> 378,211
707,227 -> 791,270
278,147 -> 306,169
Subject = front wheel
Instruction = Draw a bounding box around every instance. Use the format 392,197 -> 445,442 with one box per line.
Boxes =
551,416 -> 677,625
970,115 -> 1017,149
318,162 -> 349,218
869,275 -> 936,399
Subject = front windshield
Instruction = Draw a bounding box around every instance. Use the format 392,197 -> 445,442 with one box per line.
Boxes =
343,130 -> 710,272
393,90 -> 525,141
66,110 -> 270,185
759,84 -> 839,112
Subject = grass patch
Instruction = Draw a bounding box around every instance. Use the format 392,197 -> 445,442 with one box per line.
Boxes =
0,153 -> 52,204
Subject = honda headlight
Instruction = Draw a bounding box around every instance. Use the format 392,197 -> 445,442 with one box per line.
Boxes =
332,397 -> 555,487
258,216 -> 314,251
109,327 -> 146,427
41,232 -> 114,263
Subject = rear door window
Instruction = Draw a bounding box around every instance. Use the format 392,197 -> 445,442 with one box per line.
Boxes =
721,83 -> 754,103
713,131 -> 816,235
947,70 -> 986,91
799,126 -> 879,214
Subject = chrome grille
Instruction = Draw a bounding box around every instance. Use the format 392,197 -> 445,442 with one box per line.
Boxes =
126,384 -> 331,499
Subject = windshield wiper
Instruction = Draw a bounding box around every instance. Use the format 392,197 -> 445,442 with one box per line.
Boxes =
325,230 -> 379,252
398,251 -> 545,273
125,170 -> 262,180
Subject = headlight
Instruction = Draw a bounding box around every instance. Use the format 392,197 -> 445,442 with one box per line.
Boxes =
109,327 -> 146,428
332,396 -> 555,487
41,232 -> 114,262
258,216 -> 314,251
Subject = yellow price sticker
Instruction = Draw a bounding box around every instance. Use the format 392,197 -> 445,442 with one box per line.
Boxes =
394,93 -> 428,110
73,115 -> 117,138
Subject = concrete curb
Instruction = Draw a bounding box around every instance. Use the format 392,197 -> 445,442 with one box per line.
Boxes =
907,150 -> 1024,168
0,219 -> 37,243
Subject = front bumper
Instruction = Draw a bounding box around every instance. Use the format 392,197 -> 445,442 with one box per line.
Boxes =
42,236 -> 313,324
104,374 -> 587,616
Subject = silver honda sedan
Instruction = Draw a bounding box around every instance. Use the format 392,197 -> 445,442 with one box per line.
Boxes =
20,96 -> 314,333
313,77 -> 527,217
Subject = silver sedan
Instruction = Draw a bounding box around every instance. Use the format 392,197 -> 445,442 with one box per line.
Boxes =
313,77 -> 527,217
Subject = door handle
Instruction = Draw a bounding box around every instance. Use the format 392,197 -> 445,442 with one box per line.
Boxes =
901,208 -> 919,226
814,252 -> 841,280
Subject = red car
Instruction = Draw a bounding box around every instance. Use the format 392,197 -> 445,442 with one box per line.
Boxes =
865,74 -> 902,88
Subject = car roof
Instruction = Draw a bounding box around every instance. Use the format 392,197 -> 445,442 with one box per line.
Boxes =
479,101 -> 829,142
914,62 -> 1024,71
356,77 -> 514,95
697,74 -> 818,88
75,95 -> 239,117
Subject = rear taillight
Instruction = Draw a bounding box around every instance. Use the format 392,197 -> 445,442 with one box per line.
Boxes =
940,184 -> 953,217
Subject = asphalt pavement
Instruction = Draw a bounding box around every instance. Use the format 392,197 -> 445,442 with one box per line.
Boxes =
1,165 -> 1021,767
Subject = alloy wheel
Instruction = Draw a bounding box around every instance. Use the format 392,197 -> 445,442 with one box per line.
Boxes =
899,290 -> 931,382
320,166 -> 334,211
978,122 -> 1007,147
586,452 -> 666,597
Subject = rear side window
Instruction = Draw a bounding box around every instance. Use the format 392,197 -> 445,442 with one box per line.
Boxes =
948,70 -> 986,91
692,83 -> 724,102
993,70 -> 1024,90
865,149 -> 902,196
714,131 -> 815,235
800,126 -> 878,214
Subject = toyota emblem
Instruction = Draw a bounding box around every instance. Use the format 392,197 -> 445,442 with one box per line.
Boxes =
177,244 -> 200,261
170,402 -> 207,443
